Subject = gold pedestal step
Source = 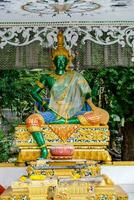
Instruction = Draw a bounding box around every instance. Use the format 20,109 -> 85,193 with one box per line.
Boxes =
26,159 -> 101,179
0,159 -> 127,200
17,147 -> 111,163
1,175 -> 128,200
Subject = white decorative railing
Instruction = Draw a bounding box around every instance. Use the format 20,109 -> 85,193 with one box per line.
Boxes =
0,27 -> 59,49
0,26 -> 134,61
64,26 -> 134,61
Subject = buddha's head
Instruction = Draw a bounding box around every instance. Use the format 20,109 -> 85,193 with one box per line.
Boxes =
52,31 -> 73,74
54,55 -> 68,74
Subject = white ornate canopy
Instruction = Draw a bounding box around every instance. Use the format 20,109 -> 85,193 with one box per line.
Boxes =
0,0 -> 134,61
0,0 -> 134,23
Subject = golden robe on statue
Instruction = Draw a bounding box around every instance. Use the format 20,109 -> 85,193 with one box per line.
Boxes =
49,71 -> 91,119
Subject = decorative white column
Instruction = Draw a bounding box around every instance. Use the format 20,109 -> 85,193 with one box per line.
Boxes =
84,40 -> 92,68
104,45 -> 109,67
117,44 -> 124,66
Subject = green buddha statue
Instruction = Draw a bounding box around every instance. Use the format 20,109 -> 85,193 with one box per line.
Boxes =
26,31 -> 109,159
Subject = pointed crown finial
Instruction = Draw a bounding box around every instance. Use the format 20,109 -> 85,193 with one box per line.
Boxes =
52,31 -> 73,69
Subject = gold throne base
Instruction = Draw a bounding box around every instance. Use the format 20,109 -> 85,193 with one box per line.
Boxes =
15,124 -> 111,163
1,175 -> 128,200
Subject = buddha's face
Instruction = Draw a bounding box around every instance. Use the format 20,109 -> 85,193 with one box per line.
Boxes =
54,55 -> 68,71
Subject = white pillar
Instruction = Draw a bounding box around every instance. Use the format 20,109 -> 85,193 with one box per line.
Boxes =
84,40 -> 92,68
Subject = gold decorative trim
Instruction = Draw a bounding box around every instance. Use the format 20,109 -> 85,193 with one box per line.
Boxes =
1,161 -> 134,167
77,115 -> 89,125
16,124 -> 109,129
0,163 -> 16,167
40,144 -> 47,148
112,161 -> 134,166
36,81 -> 45,89
27,126 -> 42,132
0,163 -> 25,167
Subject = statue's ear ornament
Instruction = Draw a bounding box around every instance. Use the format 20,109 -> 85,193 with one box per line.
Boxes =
52,31 -> 74,70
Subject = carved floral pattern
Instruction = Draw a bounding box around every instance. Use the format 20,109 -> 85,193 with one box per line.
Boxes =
0,26 -> 134,61
15,125 -> 110,146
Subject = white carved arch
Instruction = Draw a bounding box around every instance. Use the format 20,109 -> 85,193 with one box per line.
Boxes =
0,25 -> 134,61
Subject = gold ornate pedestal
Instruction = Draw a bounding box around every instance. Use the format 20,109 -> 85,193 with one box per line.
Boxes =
1,125 -> 127,199
0,160 -> 128,200
15,125 -> 111,163
1,177 -> 128,200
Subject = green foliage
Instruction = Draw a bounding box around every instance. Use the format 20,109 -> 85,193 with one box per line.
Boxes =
0,69 -> 48,122
0,128 -> 12,162
0,69 -> 51,162
83,67 -> 134,125
83,67 -> 134,156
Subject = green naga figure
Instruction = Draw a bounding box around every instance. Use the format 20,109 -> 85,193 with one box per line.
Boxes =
26,31 -> 109,159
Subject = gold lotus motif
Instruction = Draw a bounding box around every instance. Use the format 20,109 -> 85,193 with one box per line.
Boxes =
49,124 -> 78,142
